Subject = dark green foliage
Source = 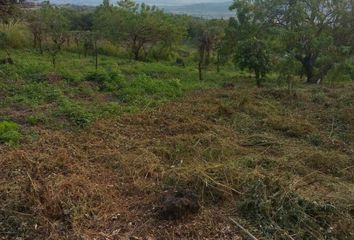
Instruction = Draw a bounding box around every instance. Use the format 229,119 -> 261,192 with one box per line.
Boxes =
84,69 -> 123,91
58,99 -> 94,128
0,32 -> 7,48
85,70 -> 110,84
94,3 -> 186,61
0,0 -> 22,24
234,38 -> 270,87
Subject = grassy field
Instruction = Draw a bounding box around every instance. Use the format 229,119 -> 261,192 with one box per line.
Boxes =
0,50 -> 353,239
0,49 -> 238,131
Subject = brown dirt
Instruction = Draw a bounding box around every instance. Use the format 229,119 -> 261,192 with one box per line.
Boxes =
1,87 -> 353,239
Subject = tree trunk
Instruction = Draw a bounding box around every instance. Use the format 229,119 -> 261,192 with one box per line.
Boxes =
302,55 -> 316,83
94,40 -> 98,70
198,62 -> 203,81
311,63 -> 333,84
255,70 -> 261,87
33,34 -> 37,49
52,55 -> 56,69
38,37 -> 43,54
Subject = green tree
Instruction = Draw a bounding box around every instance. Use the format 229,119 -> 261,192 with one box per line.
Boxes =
0,0 -> 23,62
94,1 -> 185,61
234,38 -> 270,87
117,0 -> 138,11
26,10 -> 46,53
40,4 -> 69,68
195,20 -> 226,80
0,32 -> 12,63
229,0 -> 353,84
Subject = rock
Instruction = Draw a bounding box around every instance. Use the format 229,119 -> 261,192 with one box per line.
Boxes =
157,189 -> 200,220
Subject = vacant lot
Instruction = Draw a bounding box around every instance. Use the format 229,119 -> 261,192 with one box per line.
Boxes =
1,82 -> 353,239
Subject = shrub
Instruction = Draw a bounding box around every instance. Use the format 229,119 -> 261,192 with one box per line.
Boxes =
85,70 -> 110,84
0,23 -> 31,48
0,121 -> 21,145
306,133 -> 323,146
84,69 -> 123,91
58,99 -> 94,128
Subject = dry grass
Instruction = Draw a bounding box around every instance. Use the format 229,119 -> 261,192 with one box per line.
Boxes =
1,84 -> 353,239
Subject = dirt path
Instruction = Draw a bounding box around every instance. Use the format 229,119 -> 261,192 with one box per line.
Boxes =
1,87 -> 353,239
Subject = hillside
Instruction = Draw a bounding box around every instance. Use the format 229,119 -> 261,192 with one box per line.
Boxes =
50,0 -> 229,6
1,0 -> 353,239
1,53 -> 353,238
162,2 -> 233,18
49,0 -> 234,17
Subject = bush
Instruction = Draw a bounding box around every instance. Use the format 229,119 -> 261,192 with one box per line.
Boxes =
0,23 -> 31,48
58,99 -> 94,128
85,70 -> 110,84
84,69 -> 123,91
0,121 -> 21,145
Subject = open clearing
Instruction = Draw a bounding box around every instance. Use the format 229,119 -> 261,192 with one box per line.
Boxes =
1,84 -> 353,240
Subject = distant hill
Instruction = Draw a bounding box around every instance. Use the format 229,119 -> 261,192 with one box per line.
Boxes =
162,1 -> 233,18
49,0 -> 234,18
50,0 -> 231,6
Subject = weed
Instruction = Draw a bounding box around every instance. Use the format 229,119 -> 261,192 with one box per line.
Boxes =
0,121 -> 21,145
26,115 -> 46,126
117,74 -> 182,105
306,133 -> 323,146
58,99 -> 94,128
238,177 -> 348,240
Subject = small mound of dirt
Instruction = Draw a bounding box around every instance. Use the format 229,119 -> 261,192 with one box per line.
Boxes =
156,189 -> 200,220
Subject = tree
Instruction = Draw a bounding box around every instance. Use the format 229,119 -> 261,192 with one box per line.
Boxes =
94,1 -> 185,61
27,10 -> 46,53
0,0 -> 23,62
0,32 -> 13,63
117,0 -> 138,11
40,4 -> 69,68
0,0 -> 22,25
198,30 -> 212,81
229,0 -> 353,84
209,19 -> 227,73
234,38 -> 270,87
195,20 -> 225,80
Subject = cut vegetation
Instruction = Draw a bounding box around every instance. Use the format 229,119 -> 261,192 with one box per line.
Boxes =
1,83 -> 353,239
0,0 -> 353,239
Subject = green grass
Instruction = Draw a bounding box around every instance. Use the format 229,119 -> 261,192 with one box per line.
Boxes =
0,49 -> 240,132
